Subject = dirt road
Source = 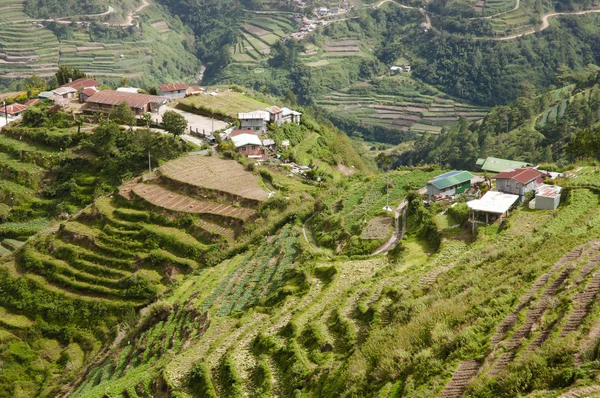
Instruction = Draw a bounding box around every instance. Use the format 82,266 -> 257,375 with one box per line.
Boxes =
492,8 -> 600,40
373,200 -> 408,255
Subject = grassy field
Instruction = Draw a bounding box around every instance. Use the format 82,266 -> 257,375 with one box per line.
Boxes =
178,90 -> 272,118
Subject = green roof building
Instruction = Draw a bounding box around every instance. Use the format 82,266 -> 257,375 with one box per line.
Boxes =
476,157 -> 531,173
426,171 -> 474,196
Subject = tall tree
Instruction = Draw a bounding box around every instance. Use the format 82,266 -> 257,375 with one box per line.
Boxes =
162,111 -> 188,137
55,65 -> 86,86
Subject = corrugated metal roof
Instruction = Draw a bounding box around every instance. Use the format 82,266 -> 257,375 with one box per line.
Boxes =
86,90 -> 166,109
467,191 -> 519,214
2,103 -> 28,114
231,133 -> 263,148
536,184 -> 562,198
53,87 -> 78,95
81,88 -> 98,97
238,110 -> 270,120
495,167 -> 543,184
159,82 -> 187,92
479,157 -> 530,173
428,170 -> 473,189
266,106 -> 282,114
61,78 -> 100,90
231,129 -> 256,137
281,107 -> 301,116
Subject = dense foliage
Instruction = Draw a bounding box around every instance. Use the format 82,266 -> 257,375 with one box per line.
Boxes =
23,0 -> 107,18
385,68 -> 600,169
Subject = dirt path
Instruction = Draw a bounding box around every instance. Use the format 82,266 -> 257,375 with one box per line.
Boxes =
0,6 -> 114,25
123,0 -> 150,26
374,0 -> 600,41
491,8 -> 600,40
302,213 -> 318,248
373,200 -> 408,255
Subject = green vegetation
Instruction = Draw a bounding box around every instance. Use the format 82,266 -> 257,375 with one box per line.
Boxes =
392,67 -> 600,169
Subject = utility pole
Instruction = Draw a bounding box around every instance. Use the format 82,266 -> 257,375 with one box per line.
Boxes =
383,175 -> 392,212
386,176 -> 389,209
148,149 -> 152,177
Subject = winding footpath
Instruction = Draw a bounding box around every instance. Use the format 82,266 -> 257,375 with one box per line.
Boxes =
373,200 -> 408,255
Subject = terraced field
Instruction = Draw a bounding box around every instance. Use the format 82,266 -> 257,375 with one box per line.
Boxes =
486,4 -> 535,35
0,23 -> 60,78
317,87 -> 488,133
483,0 -> 517,16
158,154 -> 269,203
58,31 -> 151,78
231,13 -> 297,65
0,0 -> 199,81
0,0 -> 28,22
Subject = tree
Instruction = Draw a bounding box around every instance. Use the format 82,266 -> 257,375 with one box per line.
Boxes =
109,101 -> 136,128
141,113 -> 152,128
162,111 -> 188,137
24,75 -> 47,93
55,65 -> 86,86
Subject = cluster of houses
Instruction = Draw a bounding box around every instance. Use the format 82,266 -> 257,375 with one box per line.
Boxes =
33,79 -> 209,118
425,156 -> 563,227
238,106 -> 302,134
315,2 -> 349,17
3,76 -> 305,163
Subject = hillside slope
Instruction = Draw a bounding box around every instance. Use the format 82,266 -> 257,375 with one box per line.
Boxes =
0,0 -> 199,88
64,169 -> 600,398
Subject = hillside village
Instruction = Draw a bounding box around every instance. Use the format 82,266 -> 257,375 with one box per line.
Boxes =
0,76 -> 572,233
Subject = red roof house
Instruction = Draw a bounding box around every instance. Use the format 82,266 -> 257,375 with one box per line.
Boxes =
80,87 -> 98,102
1,103 -> 28,117
186,86 -> 202,96
85,90 -> 167,115
159,82 -> 188,99
495,167 -> 546,197
61,78 -> 100,91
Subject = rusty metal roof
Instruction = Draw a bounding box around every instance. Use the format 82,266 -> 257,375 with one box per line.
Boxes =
2,103 -> 28,114
266,106 -> 282,114
53,87 -> 78,95
495,167 -> 544,184
62,78 -> 100,90
86,90 -> 166,109
536,184 -> 562,198
159,82 -> 188,92
81,88 -> 98,97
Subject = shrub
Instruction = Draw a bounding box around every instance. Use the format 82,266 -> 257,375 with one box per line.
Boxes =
188,361 -> 217,398
220,354 -> 244,397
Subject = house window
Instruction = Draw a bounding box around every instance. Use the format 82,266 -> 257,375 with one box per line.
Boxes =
251,146 -> 256,150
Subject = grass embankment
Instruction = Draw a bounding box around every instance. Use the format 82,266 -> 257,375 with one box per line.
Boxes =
178,90 -> 272,119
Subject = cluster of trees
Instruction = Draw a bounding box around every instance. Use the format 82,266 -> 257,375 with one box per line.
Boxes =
156,0 -> 242,80
24,0 -> 106,18
83,120 -> 189,183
